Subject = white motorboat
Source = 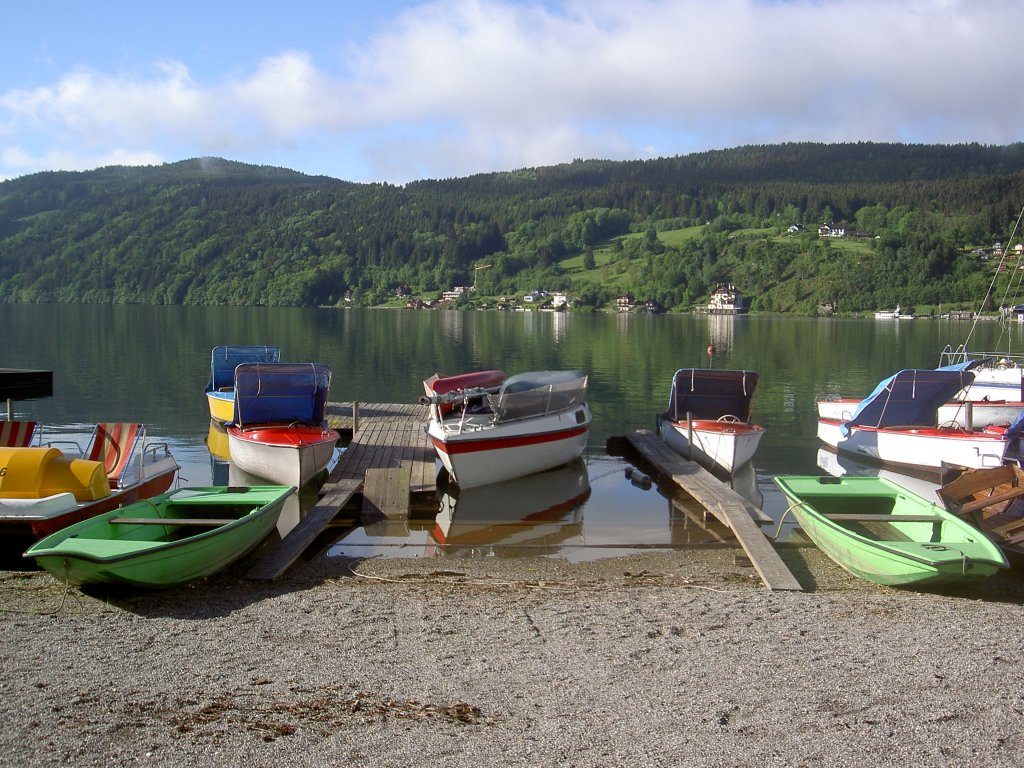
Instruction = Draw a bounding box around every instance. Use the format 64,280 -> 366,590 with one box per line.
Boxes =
817,396 -> 1022,429
655,368 -> 765,474
423,369 -> 591,489
817,367 -> 1010,474
226,363 -> 340,488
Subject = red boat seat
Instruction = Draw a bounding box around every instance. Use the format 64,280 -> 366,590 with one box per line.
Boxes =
425,370 -> 507,416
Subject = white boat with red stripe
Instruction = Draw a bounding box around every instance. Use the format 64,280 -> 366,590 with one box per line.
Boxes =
817,366 -> 1011,474
817,396 -> 1022,428
423,369 -> 591,489
655,368 -> 765,474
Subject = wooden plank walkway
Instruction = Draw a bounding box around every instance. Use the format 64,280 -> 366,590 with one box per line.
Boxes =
624,430 -> 803,592
248,401 -> 433,580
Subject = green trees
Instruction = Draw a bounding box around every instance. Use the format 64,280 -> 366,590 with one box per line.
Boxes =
2,146 -> 1024,312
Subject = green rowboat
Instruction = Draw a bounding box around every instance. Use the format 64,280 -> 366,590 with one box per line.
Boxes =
773,475 -> 1007,587
24,485 -> 294,588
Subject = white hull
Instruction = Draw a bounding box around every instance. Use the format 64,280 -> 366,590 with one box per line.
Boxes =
817,418 -> 1008,473
959,367 -> 1024,402
227,431 -> 337,488
427,406 -> 591,489
657,419 -> 764,474
817,398 -> 1022,428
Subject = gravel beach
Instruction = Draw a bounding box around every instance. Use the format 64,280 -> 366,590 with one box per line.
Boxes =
3,544 -> 1024,768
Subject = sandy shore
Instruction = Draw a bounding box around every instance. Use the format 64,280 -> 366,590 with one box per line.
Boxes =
3,545 -> 1024,767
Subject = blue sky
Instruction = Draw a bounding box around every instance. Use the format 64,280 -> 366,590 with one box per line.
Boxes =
3,0 -> 1022,184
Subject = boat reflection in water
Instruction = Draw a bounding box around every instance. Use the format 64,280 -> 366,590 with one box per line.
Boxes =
729,460 -> 763,509
815,447 -> 940,502
427,459 -> 591,556
227,458 -> 328,539
206,419 -> 231,462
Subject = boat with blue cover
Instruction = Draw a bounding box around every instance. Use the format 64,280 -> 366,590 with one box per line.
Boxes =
226,362 -> 339,488
205,346 -> 281,424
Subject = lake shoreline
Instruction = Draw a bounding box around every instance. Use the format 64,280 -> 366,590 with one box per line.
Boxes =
4,547 -> 1024,767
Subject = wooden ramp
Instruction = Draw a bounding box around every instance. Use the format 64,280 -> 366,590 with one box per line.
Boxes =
624,430 -> 803,592
248,402 -> 433,580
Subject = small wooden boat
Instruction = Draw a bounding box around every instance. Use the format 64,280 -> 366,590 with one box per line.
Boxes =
655,368 -> 765,474
423,369 -> 591,489
205,345 -> 280,424
226,363 -> 339,488
0,423 -> 179,541
816,368 -> 1010,474
773,475 -> 1007,587
937,463 -> 1024,561
24,485 -> 295,588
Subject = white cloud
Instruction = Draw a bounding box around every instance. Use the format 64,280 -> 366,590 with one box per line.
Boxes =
1,144 -> 164,178
2,0 -> 1024,182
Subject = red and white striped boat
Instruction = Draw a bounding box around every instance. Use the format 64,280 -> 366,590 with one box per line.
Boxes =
423,369 -> 591,489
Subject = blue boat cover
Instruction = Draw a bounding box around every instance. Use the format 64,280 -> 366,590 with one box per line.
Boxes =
841,367 -> 976,436
206,345 -> 281,393
662,369 -> 759,422
231,362 -> 332,427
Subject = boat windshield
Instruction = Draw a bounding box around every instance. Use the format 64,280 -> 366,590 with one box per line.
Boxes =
487,371 -> 588,422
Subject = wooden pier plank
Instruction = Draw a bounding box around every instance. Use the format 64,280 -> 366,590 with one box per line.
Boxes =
625,430 -> 803,592
248,401 -> 434,580
247,478 -> 361,580
362,464 -> 412,521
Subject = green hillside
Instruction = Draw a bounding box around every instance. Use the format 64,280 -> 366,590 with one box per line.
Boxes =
2,144 -> 1024,312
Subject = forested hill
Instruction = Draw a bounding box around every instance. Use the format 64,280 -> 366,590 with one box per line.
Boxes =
3,143 -> 1024,313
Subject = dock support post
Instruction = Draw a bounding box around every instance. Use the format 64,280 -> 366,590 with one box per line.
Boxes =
353,401 -> 360,434
687,411 -> 693,460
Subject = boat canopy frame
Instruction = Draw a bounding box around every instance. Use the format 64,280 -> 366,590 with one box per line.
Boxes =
206,345 -> 281,393
486,371 -> 588,423
841,367 -> 976,436
231,362 -> 332,428
663,368 -> 759,423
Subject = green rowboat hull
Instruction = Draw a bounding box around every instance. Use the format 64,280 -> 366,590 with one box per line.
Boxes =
773,475 -> 1007,587
25,485 -> 294,588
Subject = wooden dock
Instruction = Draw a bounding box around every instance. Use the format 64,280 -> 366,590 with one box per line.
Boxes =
623,430 -> 803,592
248,407 -> 802,589
247,402 -> 434,580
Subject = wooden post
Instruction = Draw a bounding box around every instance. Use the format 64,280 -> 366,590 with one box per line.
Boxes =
686,411 -> 693,460
353,401 -> 360,433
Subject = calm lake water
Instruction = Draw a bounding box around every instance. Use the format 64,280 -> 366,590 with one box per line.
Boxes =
4,304 -> 1021,558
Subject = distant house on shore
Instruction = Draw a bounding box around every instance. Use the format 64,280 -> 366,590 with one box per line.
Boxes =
441,286 -> 471,301
818,222 -> 873,238
818,223 -> 847,237
697,283 -> 749,315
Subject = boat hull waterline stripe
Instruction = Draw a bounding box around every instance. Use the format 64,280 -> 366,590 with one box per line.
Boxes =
431,425 -> 589,455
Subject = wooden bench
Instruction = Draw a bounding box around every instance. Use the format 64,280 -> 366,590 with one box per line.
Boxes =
958,486 -> 1024,515
940,464 -> 1017,500
109,517 -> 235,527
